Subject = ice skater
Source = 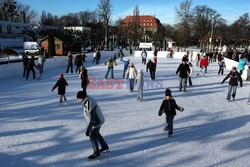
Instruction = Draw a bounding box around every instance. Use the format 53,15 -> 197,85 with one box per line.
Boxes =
141,49 -> 147,65
37,63 -> 43,80
66,51 -> 74,73
22,54 -> 28,77
104,57 -> 117,79
51,73 -> 68,104
221,67 -> 242,101
79,66 -> 89,95
121,58 -> 130,78
197,56 -> 208,77
176,59 -> 190,92
158,89 -> 184,137
77,91 -> 109,160
146,59 -> 156,80
126,63 -> 137,92
136,69 -> 144,102
188,62 -> 193,86
218,57 -> 225,75
26,56 -> 37,80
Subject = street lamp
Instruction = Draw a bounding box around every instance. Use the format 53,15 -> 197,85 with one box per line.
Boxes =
216,37 -> 222,52
143,35 -> 149,43
209,15 -> 215,52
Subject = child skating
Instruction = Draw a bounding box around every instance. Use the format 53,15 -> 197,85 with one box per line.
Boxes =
158,89 -> 184,137
51,73 -> 68,104
77,91 -> 109,160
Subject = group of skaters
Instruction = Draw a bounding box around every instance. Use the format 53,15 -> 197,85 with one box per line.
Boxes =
21,46 -> 249,160
22,54 -> 46,80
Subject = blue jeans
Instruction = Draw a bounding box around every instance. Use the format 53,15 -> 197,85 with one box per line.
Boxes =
123,66 -> 128,78
129,79 -> 135,91
105,67 -> 114,79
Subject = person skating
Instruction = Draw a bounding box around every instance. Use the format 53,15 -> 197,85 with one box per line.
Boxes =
136,69 -> 144,102
38,54 -> 46,69
26,56 -> 37,80
188,62 -> 193,86
218,57 -> 225,75
158,89 -> 184,137
22,54 -> 28,77
104,57 -> 117,79
118,49 -> 124,61
195,52 -> 200,67
81,52 -> 87,62
197,56 -> 208,77
176,60 -> 190,92
79,66 -> 89,95
238,55 -> 247,75
51,73 -> 68,104
146,59 -> 156,80
221,67 -> 243,102
37,63 -> 43,80
92,50 -> 97,64
77,91 -> 109,160
141,49 -> 147,65
95,50 -> 101,65
153,56 -> 157,67
66,51 -> 74,73
126,63 -> 137,92
121,58 -> 130,78
75,54 -> 83,73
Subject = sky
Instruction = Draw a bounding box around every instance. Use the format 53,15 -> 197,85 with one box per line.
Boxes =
19,0 -> 250,24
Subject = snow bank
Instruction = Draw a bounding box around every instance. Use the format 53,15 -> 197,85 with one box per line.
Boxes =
134,51 -> 199,61
224,57 -> 249,80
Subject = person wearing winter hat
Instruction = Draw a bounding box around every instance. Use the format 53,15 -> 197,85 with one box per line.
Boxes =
221,67 -> 243,101
77,91 -> 109,160
52,73 -> 68,104
176,60 -> 190,92
125,63 -> 137,92
158,89 -> 184,137
136,69 -> 144,102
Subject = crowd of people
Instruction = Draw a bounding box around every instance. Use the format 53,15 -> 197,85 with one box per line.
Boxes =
20,46 -> 249,160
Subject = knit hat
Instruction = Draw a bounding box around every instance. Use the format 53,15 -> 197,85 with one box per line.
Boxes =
165,89 -> 172,97
59,73 -> 64,79
76,91 -> 87,99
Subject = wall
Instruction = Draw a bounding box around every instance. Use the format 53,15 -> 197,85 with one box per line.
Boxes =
0,56 -> 67,79
224,57 -> 249,80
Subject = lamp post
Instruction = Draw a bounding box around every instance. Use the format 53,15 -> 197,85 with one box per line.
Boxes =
209,15 -> 215,52
143,35 -> 149,43
164,37 -> 170,51
216,37 -> 222,52
110,35 -> 117,50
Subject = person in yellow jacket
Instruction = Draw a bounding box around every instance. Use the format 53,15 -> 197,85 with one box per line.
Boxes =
104,57 -> 117,79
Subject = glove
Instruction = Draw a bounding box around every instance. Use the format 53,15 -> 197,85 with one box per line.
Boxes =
179,107 -> 184,112
51,88 -> 54,92
86,130 -> 90,137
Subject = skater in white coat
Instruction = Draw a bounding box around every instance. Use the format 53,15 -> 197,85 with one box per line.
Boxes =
136,69 -> 144,101
126,63 -> 137,92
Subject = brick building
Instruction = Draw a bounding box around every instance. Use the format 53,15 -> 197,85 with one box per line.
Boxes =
122,15 -> 160,33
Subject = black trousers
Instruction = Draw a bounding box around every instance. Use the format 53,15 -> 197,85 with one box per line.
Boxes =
66,64 -> 73,73
149,70 -> 155,80
188,76 -> 193,86
75,65 -> 81,73
218,66 -> 224,75
166,115 -> 175,135
89,127 -> 109,154
26,68 -> 36,79
23,66 -> 27,77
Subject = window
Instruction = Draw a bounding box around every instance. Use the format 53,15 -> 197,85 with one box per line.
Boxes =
55,44 -> 61,49
7,26 -> 12,33
0,25 -> 2,33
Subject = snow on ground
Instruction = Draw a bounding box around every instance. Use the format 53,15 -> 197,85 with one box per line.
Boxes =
0,52 -> 250,167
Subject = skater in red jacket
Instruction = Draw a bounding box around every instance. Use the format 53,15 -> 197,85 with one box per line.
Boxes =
197,56 -> 208,77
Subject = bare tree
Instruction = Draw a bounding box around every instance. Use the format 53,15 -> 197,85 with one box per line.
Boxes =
97,0 -> 112,49
16,3 -> 37,23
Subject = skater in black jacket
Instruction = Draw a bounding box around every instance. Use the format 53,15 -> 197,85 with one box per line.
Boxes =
176,60 -> 190,92
221,67 -> 242,101
26,56 -> 37,80
22,54 -> 28,77
52,73 -> 68,103
158,89 -> 184,137
146,59 -> 156,80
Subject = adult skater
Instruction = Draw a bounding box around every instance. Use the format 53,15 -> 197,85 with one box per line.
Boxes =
38,54 -> 46,69
146,59 -> 156,80
26,56 -> 37,80
95,50 -> 101,65
22,54 -> 28,77
238,55 -> 247,75
126,63 -> 137,92
195,52 -> 200,67
104,57 -> 117,79
77,91 -> 109,160
79,66 -> 89,95
121,58 -> 130,78
92,50 -> 97,64
37,63 -> 43,80
66,51 -> 73,73
75,54 -> 83,73
141,49 -> 147,65
118,49 -> 124,61
188,62 -> 193,86
51,73 -> 68,104
81,52 -> 87,62
158,89 -> 184,137
197,56 -> 208,77
176,60 -> 190,92
221,67 -> 242,101
136,69 -> 144,102
218,57 -> 225,75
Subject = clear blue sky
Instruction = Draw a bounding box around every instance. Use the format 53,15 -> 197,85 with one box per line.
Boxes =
19,0 -> 250,24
